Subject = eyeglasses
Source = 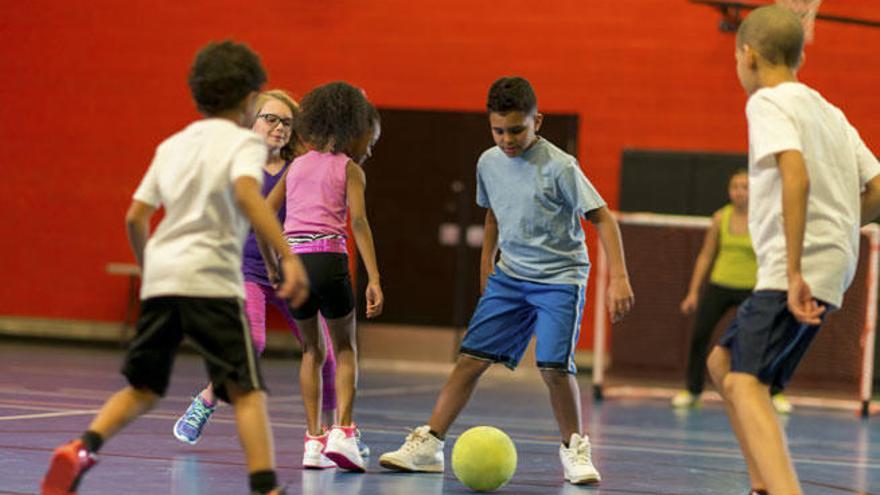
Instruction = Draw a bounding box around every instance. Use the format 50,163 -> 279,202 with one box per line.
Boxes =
257,113 -> 293,129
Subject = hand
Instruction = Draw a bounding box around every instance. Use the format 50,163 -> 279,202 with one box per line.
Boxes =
480,264 -> 495,294
266,260 -> 281,290
680,292 -> 698,315
787,272 -> 824,325
607,275 -> 634,323
365,281 -> 384,318
277,255 -> 309,308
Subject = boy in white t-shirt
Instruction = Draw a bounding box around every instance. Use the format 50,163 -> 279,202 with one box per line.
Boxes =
705,6 -> 880,495
40,41 -> 309,495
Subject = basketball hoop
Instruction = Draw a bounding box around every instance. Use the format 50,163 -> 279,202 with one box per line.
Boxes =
776,0 -> 823,42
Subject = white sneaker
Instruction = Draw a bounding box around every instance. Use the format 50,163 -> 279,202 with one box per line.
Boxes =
670,390 -> 700,408
379,425 -> 445,473
303,432 -> 335,469
324,425 -> 366,472
560,433 -> 601,485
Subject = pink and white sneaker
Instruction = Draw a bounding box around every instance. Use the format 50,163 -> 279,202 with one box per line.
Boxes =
324,424 -> 366,472
302,432 -> 335,469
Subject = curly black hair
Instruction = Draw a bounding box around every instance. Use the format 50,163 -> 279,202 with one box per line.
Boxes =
295,82 -> 378,156
486,76 -> 537,114
188,40 -> 267,115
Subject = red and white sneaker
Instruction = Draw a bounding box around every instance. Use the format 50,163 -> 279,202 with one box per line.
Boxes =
324,424 -> 366,472
41,440 -> 98,495
303,431 -> 335,469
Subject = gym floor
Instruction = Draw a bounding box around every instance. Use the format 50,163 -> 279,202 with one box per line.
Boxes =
1,341 -> 877,495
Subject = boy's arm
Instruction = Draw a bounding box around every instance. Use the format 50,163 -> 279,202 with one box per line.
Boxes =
861,175 -> 880,225
681,212 -> 721,314
479,208 -> 499,294
347,161 -> 383,318
234,176 -> 309,307
587,206 -> 634,323
124,200 -> 157,270
778,150 -> 824,324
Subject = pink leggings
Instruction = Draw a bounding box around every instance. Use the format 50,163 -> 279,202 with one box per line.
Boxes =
245,281 -> 337,412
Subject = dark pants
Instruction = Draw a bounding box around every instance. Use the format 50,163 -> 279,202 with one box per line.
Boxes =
685,283 -> 751,395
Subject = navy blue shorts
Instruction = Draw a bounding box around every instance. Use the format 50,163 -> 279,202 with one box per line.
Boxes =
460,269 -> 585,374
718,290 -> 829,391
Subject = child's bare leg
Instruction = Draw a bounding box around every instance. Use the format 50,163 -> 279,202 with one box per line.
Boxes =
325,311 -> 357,426
724,372 -> 801,495
295,315 -> 326,436
427,355 -> 492,437
227,383 -> 274,473
540,370 -> 582,441
707,346 -> 766,492
88,386 -> 160,439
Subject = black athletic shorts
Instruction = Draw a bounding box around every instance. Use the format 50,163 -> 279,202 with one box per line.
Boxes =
290,252 -> 355,320
718,290 -> 830,391
121,296 -> 266,403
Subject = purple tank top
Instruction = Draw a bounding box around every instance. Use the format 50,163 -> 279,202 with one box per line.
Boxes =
284,151 -> 349,242
241,163 -> 289,286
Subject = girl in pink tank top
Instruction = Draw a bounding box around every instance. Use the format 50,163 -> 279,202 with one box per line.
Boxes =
264,82 -> 383,472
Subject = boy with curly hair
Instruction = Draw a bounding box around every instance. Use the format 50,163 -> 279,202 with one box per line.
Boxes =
40,40 -> 309,495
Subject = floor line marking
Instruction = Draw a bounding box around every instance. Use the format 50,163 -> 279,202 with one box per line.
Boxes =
0,409 -> 99,421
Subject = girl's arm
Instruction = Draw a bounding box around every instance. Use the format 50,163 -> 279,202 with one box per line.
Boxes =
347,161 -> 383,318
587,206 -> 634,323
681,210 -> 722,314
479,209 -> 499,294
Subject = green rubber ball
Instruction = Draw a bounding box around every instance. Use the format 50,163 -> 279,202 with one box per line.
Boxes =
451,426 -> 518,492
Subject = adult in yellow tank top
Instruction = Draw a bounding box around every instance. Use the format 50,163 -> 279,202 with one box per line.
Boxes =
672,170 -> 791,413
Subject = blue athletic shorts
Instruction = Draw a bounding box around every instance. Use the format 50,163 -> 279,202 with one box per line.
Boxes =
459,269 -> 585,374
718,290 -> 829,391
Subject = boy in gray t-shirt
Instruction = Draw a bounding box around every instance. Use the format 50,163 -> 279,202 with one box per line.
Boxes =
380,77 -> 634,485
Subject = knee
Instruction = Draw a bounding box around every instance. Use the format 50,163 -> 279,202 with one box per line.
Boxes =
721,373 -> 762,400
131,386 -> 161,409
331,333 -> 356,353
227,384 -> 266,406
457,355 -> 491,379
706,347 -> 728,388
302,340 -> 327,364
540,369 -> 570,386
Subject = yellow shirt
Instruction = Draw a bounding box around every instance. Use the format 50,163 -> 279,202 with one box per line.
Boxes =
709,204 -> 757,290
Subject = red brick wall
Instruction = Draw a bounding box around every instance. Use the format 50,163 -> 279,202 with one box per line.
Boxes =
1,1 -> 877,348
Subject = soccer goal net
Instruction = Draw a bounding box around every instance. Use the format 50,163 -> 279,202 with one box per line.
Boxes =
591,212 -> 878,416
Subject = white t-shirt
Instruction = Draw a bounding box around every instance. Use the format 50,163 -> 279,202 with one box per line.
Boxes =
746,82 -> 880,307
133,119 -> 267,299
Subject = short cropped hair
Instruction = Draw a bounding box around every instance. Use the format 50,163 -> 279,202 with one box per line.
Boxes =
294,81 -> 378,156
486,77 -> 537,114
256,89 -> 300,161
736,5 -> 804,69
188,40 -> 267,115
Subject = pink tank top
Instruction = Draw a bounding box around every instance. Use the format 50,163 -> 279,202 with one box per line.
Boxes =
284,151 -> 349,253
